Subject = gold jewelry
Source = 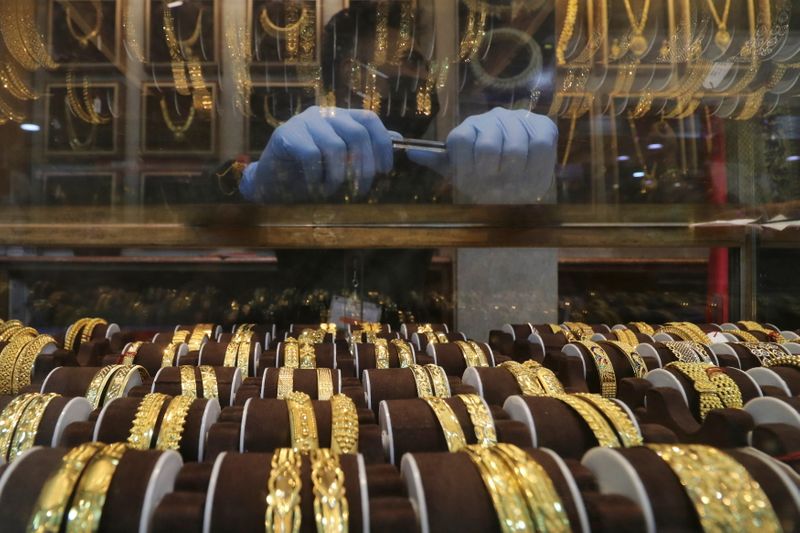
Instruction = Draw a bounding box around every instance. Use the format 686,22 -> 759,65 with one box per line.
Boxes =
575,341 -> 617,398
739,342 -> 786,362
627,112 -> 659,194
374,339 -> 390,369
265,448 -> 302,533
161,341 -> 180,367
316,368 -> 334,401
522,361 -> 566,395
468,341 -> 489,366
0,393 -> 39,460
187,324 -> 213,352
458,394 -> 497,447
0,334 -> 36,394
80,318 -> 107,345
614,329 -> 639,346
286,391 -> 318,453
0,0 -> 57,71
573,393 -> 642,447
7,393 -> 58,461
647,444 -> 781,532
299,343 -> 316,369
728,330 -> 760,343
0,63 -> 37,100
424,364 -> 450,398
705,0 -> 733,49
310,449 -> 349,533
408,364 -> 434,398
65,442 -> 127,533
198,365 -> 218,399
738,320 -> 788,344
259,3 -> 307,34
162,3 -> 199,96
85,365 -> 124,409
283,338 -> 300,368
556,0 -> 578,65
160,96 -> 196,141
663,341 -> 705,363
763,356 -> 800,370
0,320 -> 23,340
330,393 -> 358,454
392,1 -> 414,64
122,0 -> 145,61
605,341 -> 647,378
500,361 -> 546,395
155,395 -> 193,451
63,318 -> 91,351
121,342 -> 143,366
455,341 -> 488,368
237,339 -> 253,376
12,335 -> 56,393
391,339 -> 414,368
665,323 -> 710,344
563,322 -> 594,340
223,340 -> 240,367
180,366 -> 197,398
629,322 -> 655,335
277,367 -> 294,399
66,1 -> 103,48
553,394 -> 621,447
187,57 -> 212,112
423,397 -> 466,452
666,362 -> 742,419
104,365 -> 149,407
127,393 -> 170,449
172,330 -> 190,343
26,443 -> 105,533
622,0 -> 651,57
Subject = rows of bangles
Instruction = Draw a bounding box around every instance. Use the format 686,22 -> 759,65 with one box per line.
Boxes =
0,316 -> 798,532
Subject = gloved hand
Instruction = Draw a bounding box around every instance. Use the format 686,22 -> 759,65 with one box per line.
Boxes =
240,106 -> 401,202
407,107 -> 558,203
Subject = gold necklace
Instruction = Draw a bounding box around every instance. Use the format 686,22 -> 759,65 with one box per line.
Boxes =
66,1 -> 103,48
705,0 -> 732,50
392,1 -> 415,64
187,57 -> 212,112
162,2 -> 200,96
160,96 -> 196,140
66,71 -> 96,124
556,0 -> 578,65
64,97 -> 97,151
459,1 -> 488,62
622,0 -> 651,57
82,78 -> 110,124
627,112 -> 658,194
259,3 -> 307,35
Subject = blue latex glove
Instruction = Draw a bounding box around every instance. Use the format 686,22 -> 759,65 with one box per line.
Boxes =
240,106 -> 401,202
407,108 -> 558,203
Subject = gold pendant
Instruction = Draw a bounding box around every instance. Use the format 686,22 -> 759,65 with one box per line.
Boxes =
715,28 -> 731,50
610,38 -> 622,60
629,34 -> 648,57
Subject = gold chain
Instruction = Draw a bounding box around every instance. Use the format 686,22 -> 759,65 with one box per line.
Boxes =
66,1 -> 103,48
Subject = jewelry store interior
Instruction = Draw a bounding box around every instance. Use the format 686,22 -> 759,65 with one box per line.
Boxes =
1,0 -> 800,531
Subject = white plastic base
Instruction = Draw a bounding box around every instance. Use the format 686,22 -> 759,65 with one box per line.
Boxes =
400,454 -> 429,533
378,400 -> 395,464
139,450 -> 183,533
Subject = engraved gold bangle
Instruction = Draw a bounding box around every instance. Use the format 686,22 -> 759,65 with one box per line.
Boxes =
666,362 -> 738,419
85,365 -> 124,409
180,366 -> 197,398
311,448 -> 349,533
188,324 -> 213,352
172,330 -> 191,344
223,340 -> 240,367
573,393 -> 642,447
6,327 -> 38,343
423,331 -> 439,346
127,393 -> 169,450
408,364 -> 433,398
374,339 -> 390,369
458,394 -> 497,447
629,322 -> 655,336
564,322 -> 594,340
103,365 -> 148,406
198,365 -> 218,399
161,342 -> 180,367
7,393 -> 58,462
63,318 -> 90,351
155,395 -> 193,451
121,341 -> 143,366
286,391 -> 318,453
265,448 -> 302,533
65,442 -> 127,533
605,340 -> 647,378
391,339 -> 414,368
79,318 -> 107,345
277,367 -> 294,399
423,397 -> 466,452
299,343 -> 316,369
237,339 -> 252,376
0,334 -> 35,394
647,444 -> 781,533
741,342 -> 789,363
0,393 -> 39,460
424,364 -> 450,398
763,355 -> 800,370
12,334 -> 57,393
283,338 -> 300,368
663,341 -> 703,364
467,341 -> 489,366
522,361 -> 566,395
463,444 -> 530,531
316,368 -> 334,401
554,394 -> 621,447
613,329 -> 639,346
575,340 -> 617,397
500,361 -> 546,395
455,341 -> 486,368
26,442 -> 105,533
330,393 -> 358,454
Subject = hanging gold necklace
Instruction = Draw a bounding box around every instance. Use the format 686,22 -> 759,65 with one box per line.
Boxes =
627,112 -> 658,194
392,2 -> 415,65
259,2 -> 307,35
160,96 -> 196,140
460,1 -> 488,61
82,78 -> 110,124
64,97 -> 97,151
66,71 -> 95,124
705,0 -> 732,50
623,0 -> 651,57
66,0 -> 103,48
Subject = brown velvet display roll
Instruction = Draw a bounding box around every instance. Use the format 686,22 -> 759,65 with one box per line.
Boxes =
151,492 -> 206,533
275,341 -> 336,369
0,448 -> 67,532
465,366 -> 526,407
120,342 -> 185,375
208,452 -> 365,533
153,366 -> 239,407
75,339 -> 112,367
770,366 -> 800,395
428,342 -> 495,376
261,368 -> 341,399
363,368 -> 430,413
415,332 -> 466,352
354,342 -> 416,375
199,341 -> 260,378
728,343 -> 764,370
565,341 -> 639,396
508,323 -> 534,340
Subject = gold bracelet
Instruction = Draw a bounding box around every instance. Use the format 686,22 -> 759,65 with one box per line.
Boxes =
738,321 -> 788,343
740,342 -> 788,363
103,365 -> 148,407
265,448 -> 302,533
7,393 -> 58,462
491,443 -> 572,533
463,444 -> 530,531
647,444 -> 781,532
283,338 -> 299,368
391,339 -> 414,368
730,329 -> 763,343
423,397 -> 466,452
27,442 -> 105,533
79,318 -> 107,345
613,329 -> 639,346
0,320 -> 23,340
666,362 -> 726,420
198,365 -> 218,399
424,364 -> 450,398
458,394 -> 497,447
605,341 -> 647,378
500,361 -> 545,395
311,448 -> 349,533
684,341 -> 715,363
121,341 -> 143,366
5,326 -> 38,344
63,318 -> 91,351
575,341 -> 617,398
65,442 -> 127,533
330,393 -> 358,454
707,368 -> 743,409
12,334 -> 56,393
223,340 -> 240,367
668,322 -> 710,344
85,365 -> 124,409
286,391 -> 318,453
155,395 -> 194,451
172,330 -> 191,344
564,322 -> 594,340
0,393 -> 39,460
350,330 -> 363,345
374,339 -> 390,369
299,343 -> 316,369
127,393 -> 169,450
188,324 -> 213,352
408,365 -> 433,398
455,341 -> 487,368
0,334 -> 35,394
161,342 -> 180,367
423,331 -> 439,346
554,394 -> 621,447
663,341 -> 703,364
629,322 -> 655,336
237,339 -> 252,376
467,341 -> 489,366
180,366 -> 197,398
522,361 -> 566,395
573,393 -> 642,447
436,332 -> 449,343
316,368 -> 333,401
277,367 -> 294,399
763,355 -> 800,370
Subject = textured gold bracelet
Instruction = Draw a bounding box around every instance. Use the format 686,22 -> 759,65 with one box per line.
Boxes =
629,322 -> 655,336
740,342 -> 788,363
311,448 -> 349,533
330,393 -> 358,454
265,448 -> 302,533
0,320 -> 23,340
408,364 -> 433,398
706,368 -> 743,410
127,393 -> 169,450
391,339 -> 414,368
85,365 -> 124,409
605,340 -> 647,378
316,368 -> 334,401
564,322 -> 594,340
647,444 -> 781,533
188,324 -> 213,352
12,334 -> 56,393
286,391 -> 318,453
198,365 -> 218,399
763,355 -> 800,370
7,393 -> 58,462
613,329 -> 639,346
522,361 -> 566,395
684,341 -> 715,363
180,366 -> 197,398
455,341 -> 486,368
63,318 -> 91,351
299,343 -> 316,369
0,334 -> 36,394
666,362 -> 732,419
65,442 -> 127,533
0,393 -> 39,460
283,338 -> 299,368
26,442 -> 105,533
554,394 -> 621,447
374,339 -> 390,369
666,322 -> 710,344
663,341 -> 703,363
423,331 -> 439,346
161,342 -> 180,367
575,341 -> 617,397
237,339 -> 252,376
424,364 -> 450,397
171,330 -> 191,344
6,327 -> 38,343
738,321 -> 787,344
79,318 -> 107,345
277,367 -> 294,399
155,395 -> 194,451
223,340 -> 240,367
500,361 -> 545,395
573,393 -> 642,447
467,341 -> 489,366
463,444 -> 529,531
120,341 -> 143,366
423,397 -> 466,452
458,394 -> 497,447
103,365 -> 148,406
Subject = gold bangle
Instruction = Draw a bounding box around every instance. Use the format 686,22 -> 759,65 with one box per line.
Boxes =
605,341 -> 647,378
707,367 -> 743,409
237,339 -> 252,376
647,444 -> 781,532
283,338 -> 299,368
573,393 -> 642,447
663,341 -> 703,364
9,334 -> 55,394
522,361 -> 566,395
121,341 -> 143,366
330,393 -> 358,454
575,341 -> 617,398
127,393 -> 170,450
614,329 -> 639,346
738,321 -> 788,344
180,366 -> 197,398
172,330 -> 191,344
468,341 -> 489,366
188,324 -> 213,352
63,318 -> 90,351
408,364 -> 433,398
223,340 -> 239,367
0,393 -> 39,460
350,330 -> 363,344
0,320 -> 23,340
463,445 -> 530,531
666,362 -> 735,419
500,361 -> 545,395
7,393 -> 59,462
564,322 -> 595,340
374,339 -> 390,369
155,395 -> 194,451
103,365 -> 148,407
199,365 -> 218,399
26,442 -> 105,533
316,368 -> 334,401
668,322 -> 710,344
310,448 -> 349,533
729,329 -> 761,343
391,339 -> 414,368
85,365 -> 124,409
740,342 -> 788,363
458,394 -> 497,447
299,343 -> 316,369
423,331 -> 439,346
277,367 -> 294,399
161,342 -> 180,367
79,318 -> 107,345
554,394 -> 621,447
423,397 -> 466,452
455,341 -> 487,368
286,391 -> 318,453
265,448 -> 302,533
424,364 -> 450,398
6,327 -> 38,343
763,355 -> 800,370
65,442 -> 127,533
0,334 -> 35,394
